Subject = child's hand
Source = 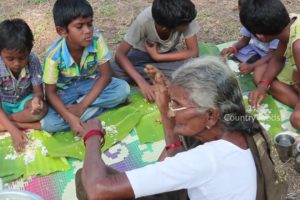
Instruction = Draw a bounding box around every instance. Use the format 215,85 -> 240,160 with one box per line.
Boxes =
69,115 -> 85,136
66,103 -> 86,118
31,96 -> 44,115
11,130 -> 28,152
220,47 -> 234,57
145,41 -> 159,60
248,85 -> 268,108
239,63 -> 255,75
137,80 -> 155,102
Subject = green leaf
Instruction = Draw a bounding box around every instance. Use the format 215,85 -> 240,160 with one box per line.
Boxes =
199,42 -> 220,56
0,131 -> 70,183
136,110 -> 164,143
237,74 -> 256,92
243,94 -> 282,137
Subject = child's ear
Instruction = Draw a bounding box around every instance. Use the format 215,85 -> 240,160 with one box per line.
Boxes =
56,26 -> 67,37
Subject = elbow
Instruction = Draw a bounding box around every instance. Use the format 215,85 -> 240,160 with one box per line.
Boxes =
191,47 -> 199,58
115,51 -> 124,63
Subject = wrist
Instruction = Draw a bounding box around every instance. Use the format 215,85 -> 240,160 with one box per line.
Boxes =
165,140 -> 183,151
83,129 -> 105,146
231,46 -> 238,54
258,79 -> 270,90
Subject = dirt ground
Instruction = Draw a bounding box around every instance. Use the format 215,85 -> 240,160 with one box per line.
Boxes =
0,0 -> 300,198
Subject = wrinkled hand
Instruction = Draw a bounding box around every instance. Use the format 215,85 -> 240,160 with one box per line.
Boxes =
66,103 -> 86,118
248,85 -> 268,108
69,115 -> 85,136
138,80 -> 156,102
31,96 -> 44,115
220,47 -> 234,58
145,41 -> 159,60
81,118 -> 105,139
239,63 -> 255,75
144,65 -> 171,115
11,130 -> 28,152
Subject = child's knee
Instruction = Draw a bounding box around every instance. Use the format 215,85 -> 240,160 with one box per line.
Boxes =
116,79 -> 130,101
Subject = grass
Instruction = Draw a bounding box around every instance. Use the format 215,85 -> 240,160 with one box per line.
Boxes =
27,0 -> 48,4
102,0 -> 117,17
112,29 -> 127,44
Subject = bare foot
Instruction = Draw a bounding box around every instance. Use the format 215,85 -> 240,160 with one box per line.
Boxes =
239,63 -> 255,75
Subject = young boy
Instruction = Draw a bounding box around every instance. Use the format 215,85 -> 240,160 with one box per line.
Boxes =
111,0 -> 200,102
41,0 -> 130,135
220,26 -> 279,75
0,19 -> 47,152
220,0 -> 279,77
240,0 -> 300,129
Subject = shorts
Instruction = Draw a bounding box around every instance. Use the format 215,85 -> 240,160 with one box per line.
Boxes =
1,94 -> 33,115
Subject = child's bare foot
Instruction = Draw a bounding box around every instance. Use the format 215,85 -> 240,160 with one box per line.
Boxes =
239,63 -> 255,75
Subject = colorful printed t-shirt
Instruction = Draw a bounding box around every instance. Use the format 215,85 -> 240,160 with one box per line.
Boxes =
0,53 -> 42,104
43,31 -> 111,89
278,14 -> 300,84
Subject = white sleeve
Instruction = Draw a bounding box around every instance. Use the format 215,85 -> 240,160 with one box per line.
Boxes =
125,146 -> 216,198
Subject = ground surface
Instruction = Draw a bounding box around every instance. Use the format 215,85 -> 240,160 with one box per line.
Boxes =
0,0 -> 299,198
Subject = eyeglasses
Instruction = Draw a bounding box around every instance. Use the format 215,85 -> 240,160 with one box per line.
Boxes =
168,100 -> 197,117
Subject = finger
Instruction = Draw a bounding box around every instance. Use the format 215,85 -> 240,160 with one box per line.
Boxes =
147,93 -> 155,102
23,132 -> 28,140
257,94 -> 265,108
144,65 -> 156,81
248,92 -> 255,107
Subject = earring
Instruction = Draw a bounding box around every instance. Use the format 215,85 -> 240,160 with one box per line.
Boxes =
206,125 -> 210,130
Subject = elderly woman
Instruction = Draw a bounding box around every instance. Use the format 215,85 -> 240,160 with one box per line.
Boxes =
76,56 -> 286,200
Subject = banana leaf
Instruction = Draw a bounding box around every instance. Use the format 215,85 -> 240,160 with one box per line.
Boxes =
100,106 -> 143,151
0,131 -> 70,183
46,90 -> 161,159
136,110 -> 164,143
44,131 -> 85,160
237,74 -> 256,92
199,42 -> 220,56
243,94 -> 282,137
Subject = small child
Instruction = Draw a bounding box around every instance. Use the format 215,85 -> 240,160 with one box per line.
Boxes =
41,0 -> 130,135
240,0 -> 300,129
0,19 -> 47,152
111,0 -> 200,102
220,0 -> 279,77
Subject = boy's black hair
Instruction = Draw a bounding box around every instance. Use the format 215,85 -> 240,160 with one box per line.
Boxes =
53,0 -> 93,29
0,19 -> 34,52
152,0 -> 197,29
239,0 -> 290,35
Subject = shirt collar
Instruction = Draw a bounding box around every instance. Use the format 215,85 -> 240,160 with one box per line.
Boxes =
0,57 -> 28,79
61,37 -> 97,68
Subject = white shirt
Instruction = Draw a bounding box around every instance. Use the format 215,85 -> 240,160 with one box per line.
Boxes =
126,139 -> 257,200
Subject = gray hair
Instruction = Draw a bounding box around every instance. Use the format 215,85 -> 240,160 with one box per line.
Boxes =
171,56 -> 261,135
